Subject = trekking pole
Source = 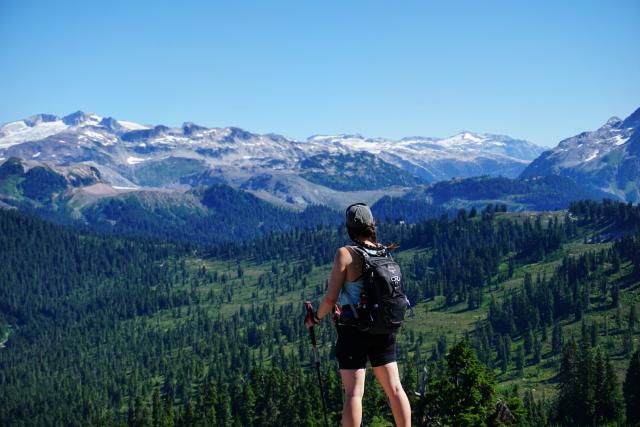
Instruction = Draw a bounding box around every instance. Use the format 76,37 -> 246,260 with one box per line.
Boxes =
304,301 -> 330,427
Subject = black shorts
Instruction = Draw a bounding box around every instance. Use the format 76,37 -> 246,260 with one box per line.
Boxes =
335,324 -> 397,369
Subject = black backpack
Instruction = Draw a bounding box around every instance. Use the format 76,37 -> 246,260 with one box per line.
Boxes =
344,245 -> 409,334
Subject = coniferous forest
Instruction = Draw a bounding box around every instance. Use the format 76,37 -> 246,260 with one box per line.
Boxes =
1,199 -> 640,426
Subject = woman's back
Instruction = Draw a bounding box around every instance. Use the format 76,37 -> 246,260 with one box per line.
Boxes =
344,246 -> 364,281
339,245 -> 387,307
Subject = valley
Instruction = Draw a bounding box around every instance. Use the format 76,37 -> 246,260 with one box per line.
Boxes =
0,200 -> 638,426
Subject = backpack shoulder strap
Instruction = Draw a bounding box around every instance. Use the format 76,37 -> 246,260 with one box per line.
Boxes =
349,245 -> 370,259
350,244 -> 390,259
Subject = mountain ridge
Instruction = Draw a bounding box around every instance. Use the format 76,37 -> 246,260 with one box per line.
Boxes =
0,110 -> 544,207
521,106 -> 640,202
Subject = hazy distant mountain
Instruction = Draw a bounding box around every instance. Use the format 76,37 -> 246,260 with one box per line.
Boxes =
371,175 -> 613,224
0,111 -> 543,207
521,107 -> 640,202
304,132 -> 542,181
0,156 -> 342,243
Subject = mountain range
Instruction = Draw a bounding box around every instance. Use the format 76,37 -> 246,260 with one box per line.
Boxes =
0,111 -> 543,208
0,107 -> 638,242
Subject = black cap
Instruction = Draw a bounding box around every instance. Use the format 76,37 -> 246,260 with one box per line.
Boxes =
345,203 -> 374,228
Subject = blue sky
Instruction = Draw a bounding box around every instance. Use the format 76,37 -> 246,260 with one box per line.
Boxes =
0,0 -> 638,147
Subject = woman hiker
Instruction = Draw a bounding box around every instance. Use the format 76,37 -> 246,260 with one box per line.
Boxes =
305,203 -> 412,427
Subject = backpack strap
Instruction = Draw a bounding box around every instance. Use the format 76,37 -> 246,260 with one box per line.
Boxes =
350,244 -> 388,259
349,245 -> 369,260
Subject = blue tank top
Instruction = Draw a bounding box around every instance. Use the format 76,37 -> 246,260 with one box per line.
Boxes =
338,279 -> 363,307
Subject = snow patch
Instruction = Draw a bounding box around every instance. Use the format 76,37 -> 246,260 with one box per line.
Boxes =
83,130 -> 105,140
154,135 -> 189,145
127,156 -> 148,165
32,152 -> 41,158
113,185 -> 139,190
461,132 -> 483,143
584,150 -> 599,162
118,120 -> 150,131
612,135 -> 630,146
438,132 -> 487,148
0,120 -> 68,147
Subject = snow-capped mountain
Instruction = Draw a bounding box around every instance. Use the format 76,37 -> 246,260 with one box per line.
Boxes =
521,107 -> 640,202
304,132 -> 542,182
0,111 -> 544,207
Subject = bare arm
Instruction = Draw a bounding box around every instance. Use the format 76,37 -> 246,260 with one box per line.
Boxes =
316,247 -> 351,321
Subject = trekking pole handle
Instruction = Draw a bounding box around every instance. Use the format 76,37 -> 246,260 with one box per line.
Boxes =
304,301 -> 320,352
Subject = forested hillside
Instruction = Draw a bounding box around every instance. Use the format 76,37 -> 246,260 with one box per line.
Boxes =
0,200 -> 639,426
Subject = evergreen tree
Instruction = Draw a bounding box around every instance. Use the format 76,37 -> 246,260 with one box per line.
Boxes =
515,345 -> 525,377
555,340 -> 623,426
422,341 -> 497,427
594,349 -> 623,424
630,305 -> 638,332
552,324 -> 564,355
624,350 -> 640,426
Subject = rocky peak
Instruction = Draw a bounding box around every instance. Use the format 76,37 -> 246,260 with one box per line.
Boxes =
182,122 -> 207,136
604,116 -> 622,127
62,111 -> 97,126
24,114 -> 60,127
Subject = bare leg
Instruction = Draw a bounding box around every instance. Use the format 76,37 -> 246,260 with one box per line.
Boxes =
340,368 -> 366,427
372,362 -> 411,427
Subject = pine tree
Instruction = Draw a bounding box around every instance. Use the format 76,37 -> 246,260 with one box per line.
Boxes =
239,382 -> 256,427
577,338 -> 596,423
552,324 -> 564,355
151,389 -> 164,427
612,283 -> 620,308
630,305 -> 638,332
624,350 -> 640,426
612,251 -> 621,273
624,328 -> 634,355
594,350 -> 622,424
216,384 -> 233,427
422,341 -> 497,427
515,345 -> 525,377
533,336 -> 542,364
590,321 -> 598,347
524,329 -> 533,355
556,340 -> 593,425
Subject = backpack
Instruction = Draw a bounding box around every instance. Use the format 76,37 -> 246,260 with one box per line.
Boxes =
342,245 -> 409,334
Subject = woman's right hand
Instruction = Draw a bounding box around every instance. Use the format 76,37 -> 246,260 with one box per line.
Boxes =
304,301 -> 317,329
305,317 -> 316,329
332,304 -> 341,326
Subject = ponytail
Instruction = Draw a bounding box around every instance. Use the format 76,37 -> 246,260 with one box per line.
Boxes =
346,224 -> 399,251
